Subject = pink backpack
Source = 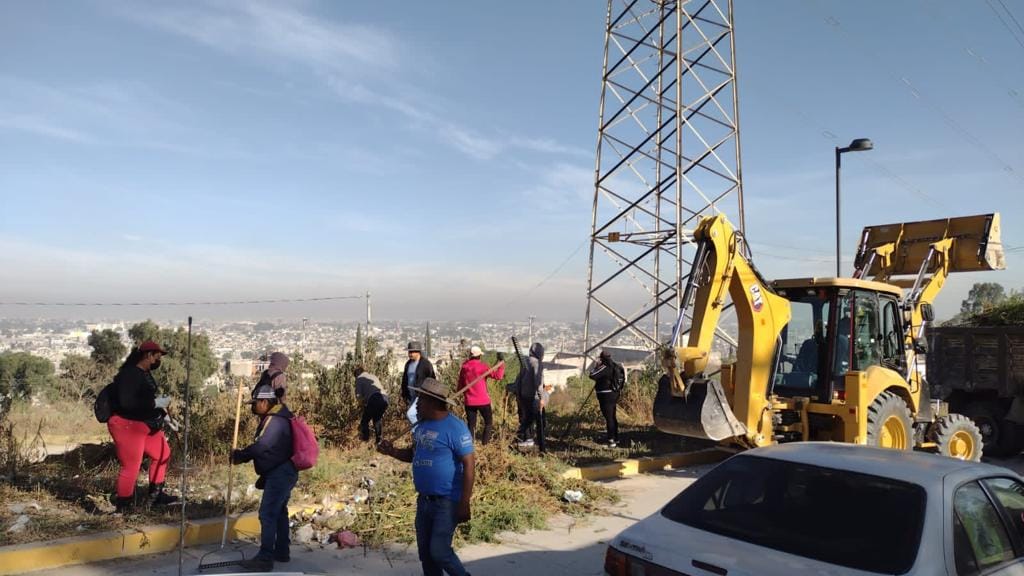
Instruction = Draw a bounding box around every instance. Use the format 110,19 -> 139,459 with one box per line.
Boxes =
289,415 -> 319,470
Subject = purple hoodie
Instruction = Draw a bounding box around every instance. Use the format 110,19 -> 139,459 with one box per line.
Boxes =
268,352 -> 289,394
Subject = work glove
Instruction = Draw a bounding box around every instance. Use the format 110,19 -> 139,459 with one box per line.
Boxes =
230,449 -> 246,465
154,396 -> 171,409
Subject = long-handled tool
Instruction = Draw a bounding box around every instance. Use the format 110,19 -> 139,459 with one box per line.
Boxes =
177,317 -> 193,576
197,383 -> 247,571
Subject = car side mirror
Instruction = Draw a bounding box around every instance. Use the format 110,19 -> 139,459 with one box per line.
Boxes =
921,303 -> 935,322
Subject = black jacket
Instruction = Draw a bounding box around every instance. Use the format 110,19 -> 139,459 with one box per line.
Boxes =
400,356 -> 436,403
514,342 -> 545,400
588,360 -> 617,393
112,365 -> 163,422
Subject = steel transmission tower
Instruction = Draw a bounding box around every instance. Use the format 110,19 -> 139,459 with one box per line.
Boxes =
582,0 -> 745,358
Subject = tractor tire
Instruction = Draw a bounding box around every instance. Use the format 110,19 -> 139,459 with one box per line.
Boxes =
931,414 -> 984,461
865,391 -> 913,451
963,401 -> 1019,457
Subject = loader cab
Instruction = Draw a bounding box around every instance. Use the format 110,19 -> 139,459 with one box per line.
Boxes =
773,279 -> 906,404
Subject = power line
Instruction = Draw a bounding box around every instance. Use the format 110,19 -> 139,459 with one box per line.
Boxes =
503,238 -> 588,307
817,8 -> 1024,186
987,0 -> 1024,51
1000,0 -> 1024,39
0,295 -> 365,307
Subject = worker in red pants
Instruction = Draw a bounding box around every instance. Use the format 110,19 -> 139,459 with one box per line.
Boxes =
107,340 -> 178,512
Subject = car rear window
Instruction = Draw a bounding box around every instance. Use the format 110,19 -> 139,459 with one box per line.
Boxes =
661,454 -> 926,574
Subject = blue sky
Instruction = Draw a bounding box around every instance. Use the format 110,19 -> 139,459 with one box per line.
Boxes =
1,1 -> 1021,322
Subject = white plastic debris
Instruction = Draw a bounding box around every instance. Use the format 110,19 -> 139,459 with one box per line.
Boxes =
562,490 -> 584,503
7,501 -> 41,514
294,523 -> 315,544
7,515 -> 30,534
352,488 -> 369,503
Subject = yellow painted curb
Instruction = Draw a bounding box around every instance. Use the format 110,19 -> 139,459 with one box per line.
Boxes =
0,514 -> 260,576
560,448 -> 732,481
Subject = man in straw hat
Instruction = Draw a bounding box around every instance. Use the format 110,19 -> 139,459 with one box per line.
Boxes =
378,377 -> 475,576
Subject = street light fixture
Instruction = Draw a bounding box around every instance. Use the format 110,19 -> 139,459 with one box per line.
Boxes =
835,138 -> 873,276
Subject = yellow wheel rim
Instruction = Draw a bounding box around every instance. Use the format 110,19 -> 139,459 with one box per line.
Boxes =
880,416 -> 908,449
949,430 -> 975,460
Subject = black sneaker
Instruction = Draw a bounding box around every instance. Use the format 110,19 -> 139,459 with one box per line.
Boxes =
274,552 -> 290,563
114,496 -> 134,514
239,558 -> 274,572
147,484 -> 179,506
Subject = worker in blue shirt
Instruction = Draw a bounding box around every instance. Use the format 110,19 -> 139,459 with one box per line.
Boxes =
378,377 -> 476,576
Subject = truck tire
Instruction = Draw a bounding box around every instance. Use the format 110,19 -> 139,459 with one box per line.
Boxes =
963,402 -> 1017,457
866,391 -> 913,450
931,414 -> 984,461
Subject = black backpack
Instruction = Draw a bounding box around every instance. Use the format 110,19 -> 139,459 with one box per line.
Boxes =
94,381 -> 117,423
612,362 -> 626,393
252,368 -> 282,396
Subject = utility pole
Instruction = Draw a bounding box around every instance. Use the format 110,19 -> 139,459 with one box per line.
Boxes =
301,317 -> 308,358
366,291 -> 372,333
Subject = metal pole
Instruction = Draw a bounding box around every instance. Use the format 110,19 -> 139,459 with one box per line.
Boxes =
178,316 -> 193,576
582,0 -> 614,374
835,147 -> 842,277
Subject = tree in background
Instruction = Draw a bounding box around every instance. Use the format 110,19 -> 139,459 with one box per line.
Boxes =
57,353 -> 112,401
0,351 -> 56,399
961,282 -> 1007,315
425,321 -> 432,357
126,320 -> 218,396
87,329 -> 126,367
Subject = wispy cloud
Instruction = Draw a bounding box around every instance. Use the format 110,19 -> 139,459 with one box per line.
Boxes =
0,76 -> 241,156
119,1 -> 582,162
0,114 -> 97,144
522,163 -> 593,217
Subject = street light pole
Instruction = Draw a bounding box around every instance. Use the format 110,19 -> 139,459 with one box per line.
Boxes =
834,138 -> 873,277
835,147 -> 842,277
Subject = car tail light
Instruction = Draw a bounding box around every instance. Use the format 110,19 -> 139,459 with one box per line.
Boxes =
605,547 -> 628,576
604,546 -> 688,576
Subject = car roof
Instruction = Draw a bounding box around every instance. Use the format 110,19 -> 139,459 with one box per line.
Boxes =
741,442 -> 1012,486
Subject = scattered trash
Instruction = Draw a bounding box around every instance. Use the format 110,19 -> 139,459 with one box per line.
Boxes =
562,490 -> 584,503
361,476 -> 375,489
86,494 -> 115,514
352,488 -> 369,503
294,523 -> 315,544
328,530 -> 360,549
7,501 -> 41,514
7,515 -> 30,534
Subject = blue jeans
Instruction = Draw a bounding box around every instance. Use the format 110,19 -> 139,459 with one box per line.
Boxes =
415,496 -> 467,576
256,461 -> 298,561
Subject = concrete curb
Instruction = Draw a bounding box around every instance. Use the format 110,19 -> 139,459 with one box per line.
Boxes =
0,450 -> 732,574
559,448 -> 732,481
0,514 -> 261,576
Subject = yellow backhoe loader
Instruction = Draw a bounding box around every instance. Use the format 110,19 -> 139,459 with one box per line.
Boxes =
654,212 -> 1004,460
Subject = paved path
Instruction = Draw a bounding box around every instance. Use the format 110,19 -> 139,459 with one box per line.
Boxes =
33,464 -> 712,576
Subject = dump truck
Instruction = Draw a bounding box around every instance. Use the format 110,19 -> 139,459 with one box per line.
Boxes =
927,325 -> 1024,456
654,212 -> 1004,460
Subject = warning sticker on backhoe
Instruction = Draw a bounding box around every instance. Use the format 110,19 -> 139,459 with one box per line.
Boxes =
750,285 -> 764,312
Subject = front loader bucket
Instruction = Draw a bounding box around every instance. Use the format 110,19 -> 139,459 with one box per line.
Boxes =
653,374 -> 748,441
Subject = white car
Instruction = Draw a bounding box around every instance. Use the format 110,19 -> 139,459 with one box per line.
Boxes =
605,443 -> 1024,575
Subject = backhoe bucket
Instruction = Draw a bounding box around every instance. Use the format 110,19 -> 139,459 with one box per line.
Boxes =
653,374 -> 747,441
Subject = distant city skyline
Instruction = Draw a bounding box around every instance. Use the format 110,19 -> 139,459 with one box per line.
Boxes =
2,1 -> 1021,322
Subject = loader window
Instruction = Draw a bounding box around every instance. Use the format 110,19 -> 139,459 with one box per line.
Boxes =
852,291 -> 882,370
880,297 -> 904,370
662,454 -> 926,574
773,292 -> 830,396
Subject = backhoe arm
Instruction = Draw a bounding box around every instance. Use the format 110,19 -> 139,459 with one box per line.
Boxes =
661,215 -> 790,440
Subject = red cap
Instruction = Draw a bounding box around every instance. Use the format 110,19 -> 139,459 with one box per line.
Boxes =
139,340 -> 167,354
